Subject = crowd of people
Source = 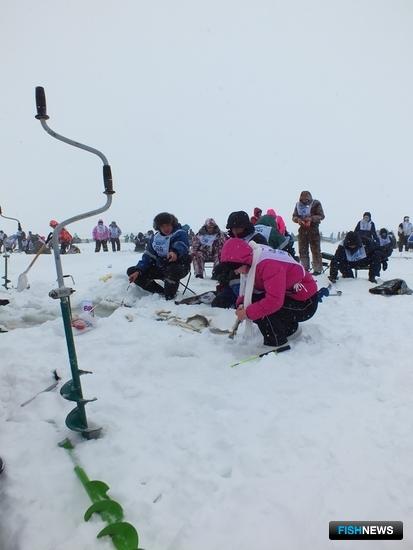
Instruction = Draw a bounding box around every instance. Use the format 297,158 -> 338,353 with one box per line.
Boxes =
122,193 -> 409,350
1,197 -> 410,348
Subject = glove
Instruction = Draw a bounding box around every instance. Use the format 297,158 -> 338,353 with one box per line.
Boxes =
235,296 -> 244,307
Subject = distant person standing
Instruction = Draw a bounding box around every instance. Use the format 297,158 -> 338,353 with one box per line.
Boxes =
397,216 -> 412,252
354,212 -> 379,244
250,207 -> 262,225
92,219 -> 110,252
292,190 -> 325,274
109,221 -> 122,252
16,223 -> 25,252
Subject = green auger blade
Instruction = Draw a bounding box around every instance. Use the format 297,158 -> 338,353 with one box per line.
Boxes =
66,406 -> 102,439
97,522 -> 139,550
85,499 -> 124,523
66,406 -> 88,432
85,479 -> 111,501
60,371 -> 96,401
66,406 -> 89,432
61,379 -> 83,401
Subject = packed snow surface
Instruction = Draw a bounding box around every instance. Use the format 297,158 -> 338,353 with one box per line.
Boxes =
1,243 -> 412,549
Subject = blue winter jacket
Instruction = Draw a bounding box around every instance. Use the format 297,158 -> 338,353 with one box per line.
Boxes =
136,225 -> 190,273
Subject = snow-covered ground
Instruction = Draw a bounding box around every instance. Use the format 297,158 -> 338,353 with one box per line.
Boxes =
1,242 -> 412,550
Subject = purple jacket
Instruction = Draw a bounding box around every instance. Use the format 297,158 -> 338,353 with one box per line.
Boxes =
93,224 -> 110,241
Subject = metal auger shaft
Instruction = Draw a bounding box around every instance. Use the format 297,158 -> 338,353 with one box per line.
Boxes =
35,86 -> 115,439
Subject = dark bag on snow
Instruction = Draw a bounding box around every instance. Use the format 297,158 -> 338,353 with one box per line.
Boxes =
369,279 -> 413,296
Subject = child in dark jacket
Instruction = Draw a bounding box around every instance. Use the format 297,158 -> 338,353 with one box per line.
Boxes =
212,211 -> 269,309
127,212 -> 190,300
329,231 -> 382,283
377,228 -> 395,271
354,212 -> 379,244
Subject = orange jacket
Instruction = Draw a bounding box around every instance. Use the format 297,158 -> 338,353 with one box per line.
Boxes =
59,228 -> 72,243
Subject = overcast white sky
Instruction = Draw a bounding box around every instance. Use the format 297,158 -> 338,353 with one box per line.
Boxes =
1,0 -> 412,237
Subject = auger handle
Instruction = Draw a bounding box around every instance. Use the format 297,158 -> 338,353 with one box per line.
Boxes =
103,164 -> 114,195
35,86 -> 49,120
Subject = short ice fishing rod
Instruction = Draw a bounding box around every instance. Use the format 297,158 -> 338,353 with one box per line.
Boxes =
35,86 -> 115,439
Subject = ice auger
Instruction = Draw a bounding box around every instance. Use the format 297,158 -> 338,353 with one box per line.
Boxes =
35,86 -> 114,438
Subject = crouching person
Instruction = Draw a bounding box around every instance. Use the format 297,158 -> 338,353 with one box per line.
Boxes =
329,231 -> 382,284
127,212 -> 190,300
377,227 -> 395,271
220,238 -> 318,347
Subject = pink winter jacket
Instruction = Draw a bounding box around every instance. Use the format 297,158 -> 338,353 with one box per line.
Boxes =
266,209 -> 287,236
220,238 -> 317,321
92,224 -> 110,241
244,260 -> 317,320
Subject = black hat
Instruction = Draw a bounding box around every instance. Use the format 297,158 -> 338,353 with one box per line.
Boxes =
343,231 -> 362,249
226,211 -> 250,230
153,212 -> 174,230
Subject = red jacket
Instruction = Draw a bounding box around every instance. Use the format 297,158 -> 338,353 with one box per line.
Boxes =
59,228 -> 72,244
250,207 -> 262,225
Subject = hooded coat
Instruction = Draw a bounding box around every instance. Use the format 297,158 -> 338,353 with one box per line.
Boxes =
354,212 -> 378,243
250,207 -> 263,225
292,191 -> 325,227
136,221 -> 190,273
192,219 -> 226,254
254,215 -> 290,250
220,239 -> 317,320
329,231 -> 381,280
93,222 -> 110,241
266,209 -> 287,235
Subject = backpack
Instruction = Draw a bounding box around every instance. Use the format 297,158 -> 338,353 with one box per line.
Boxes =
369,279 -> 413,296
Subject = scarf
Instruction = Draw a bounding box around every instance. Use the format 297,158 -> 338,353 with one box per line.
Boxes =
239,242 -> 263,340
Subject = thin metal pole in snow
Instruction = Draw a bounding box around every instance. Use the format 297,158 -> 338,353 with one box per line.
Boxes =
34,86 -> 115,439
0,206 -> 19,289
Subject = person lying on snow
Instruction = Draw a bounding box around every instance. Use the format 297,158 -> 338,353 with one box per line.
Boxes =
219,238 -> 319,347
127,212 -> 190,300
328,231 -> 382,284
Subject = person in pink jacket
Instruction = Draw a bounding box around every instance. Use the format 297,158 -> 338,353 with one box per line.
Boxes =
266,208 -> 287,236
92,219 -> 110,252
220,238 -> 319,346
